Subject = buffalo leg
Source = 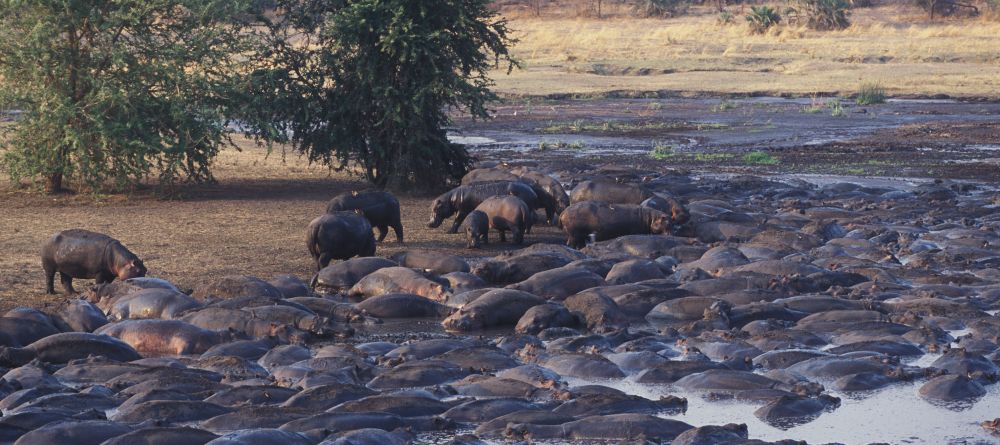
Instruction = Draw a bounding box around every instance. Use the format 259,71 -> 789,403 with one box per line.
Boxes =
375,225 -> 388,242
392,223 -> 404,243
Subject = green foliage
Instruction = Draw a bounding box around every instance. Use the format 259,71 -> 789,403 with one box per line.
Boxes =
694,152 -> 734,161
0,0 -> 256,193
717,10 -> 736,25
244,0 -> 515,190
649,143 -> 674,160
828,99 -> 846,117
713,100 -> 738,112
796,0 -> 851,30
743,151 -> 780,165
635,0 -> 689,17
856,82 -> 887,105
746,6 -> 781,34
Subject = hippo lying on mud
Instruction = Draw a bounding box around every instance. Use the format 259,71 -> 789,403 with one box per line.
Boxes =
427,181 -> 538,233
560,201 -> 673,248
42,229 -> 146,294
305,212 -> 376,270
326,190 -> 404,243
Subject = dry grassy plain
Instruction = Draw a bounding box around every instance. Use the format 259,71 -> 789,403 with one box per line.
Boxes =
495,4 -> 1000,98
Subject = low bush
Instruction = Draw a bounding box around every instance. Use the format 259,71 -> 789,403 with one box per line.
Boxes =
855,82 -> 887,105
635,0 -> 689,17
796,0 -> 851,30
746,6 -> 781,34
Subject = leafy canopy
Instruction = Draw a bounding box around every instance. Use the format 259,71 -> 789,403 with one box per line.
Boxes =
244,0 -> 516,190
0,0 -> 257,193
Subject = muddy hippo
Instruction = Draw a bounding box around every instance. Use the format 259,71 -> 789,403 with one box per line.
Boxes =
754,394 -> 840,427
356,293 -> 454,318
464,169 -> 561,225
326,190 -> 404,243
442,289 -> 544,331
463,210 -> 490,248
919,374 -> 987,402
0,332 -> 141,367
427,181 -> 538,233
506,266 -> 607,301
305,212 -> 376,271
505,413 -> 693,443
563,290 -> 629,333
515,304 -> 580,335
311,257 -> 397,292
108,288 -> 202,320
570,180 -> 655,205
472,252 -> 574,285
390,250 -> 469,275
102,427 -> 219,445
461,167 -> 520,184
560,201 -> 672,248
474,196 -> 532,244
13,420 -> 133,445
349,267 -> 450,302
512,168 -> 571,218
41,229 -> 146,294
96,319 -> 243,356
47,299 -> 108,332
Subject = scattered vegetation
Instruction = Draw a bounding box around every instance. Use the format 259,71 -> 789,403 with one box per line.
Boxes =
856,82 -> 888,105
915,0 -> 980,19
713,100 -> 738,112
746,5 -> 781,34
796,0 -> 852,30
538,140 -> 586,150
634,0 -> 689,17
828,99 -> 846,117
694,152 -> 735,161
649,143 -> 675,160
717,10 -> 736,25
743,151 -> 781,165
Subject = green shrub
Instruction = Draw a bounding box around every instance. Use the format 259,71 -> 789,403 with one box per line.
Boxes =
855,82 -> 887,105
635,0 -> 689,17
796,0 -> 851,30
718,10 -> 736,25
746,6 -> 781,34
744,151 -> 780,165
649,144 -> 674,160
828,99 -> 845,117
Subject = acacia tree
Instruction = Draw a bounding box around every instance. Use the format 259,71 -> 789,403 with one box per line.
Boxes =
245,0 -> 516,190
0,0 -> 257,193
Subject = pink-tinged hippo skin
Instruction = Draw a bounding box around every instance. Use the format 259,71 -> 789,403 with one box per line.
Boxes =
442,289 -> 545,332
389,250 -> 470,275
326,190 -> 404,243
569,180 -> 654,205
108,288 -> 202,321
474,196 -> 532,244
427,181 -> 538,234
560,201 -> 672,249
311,257 -> 398,293
305,212 -> 376,271
348,267 -> 451,302
0,332 -> 141,367
41,229 -> 146,295
96,319 -> 243,357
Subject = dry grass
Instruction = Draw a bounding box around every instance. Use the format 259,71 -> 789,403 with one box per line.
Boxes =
0,139 -> 565,313
493,4 -> 1000,98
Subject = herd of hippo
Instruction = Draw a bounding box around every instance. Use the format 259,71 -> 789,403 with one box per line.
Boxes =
7,163 -> 1000,444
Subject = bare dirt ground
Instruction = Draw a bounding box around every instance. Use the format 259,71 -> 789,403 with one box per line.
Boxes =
0,141 -> 566,313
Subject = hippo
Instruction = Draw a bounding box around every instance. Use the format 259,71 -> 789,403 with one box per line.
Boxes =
278,411 -> 405,434
506,266 -> 606,301
348,267 -> 450,302
12,420 -> 133,445
205,385 -> 299,407
461,167 -> 520,184
560,201 -> 672,248
563,290 -> 629,333
504,413 -> 693,443
390,250 -> 470,275
191,275 -> 285,302
472,252 -> 574,285
204,429 -> 314,445
179,308 -> 309,344
463,168 -> 561,225
463,210 -> 489,248
515,304 -> 580,335
110,399 -> 233,423
512,168 -> 571,218
46,299 -> 108,333
671,423 -> 749,445
919,374 -> 987,402
0,332 -> 141,367
326,190 -> 404,243
442,289 -> 544,331
441,398 -> 540,423
311,257 -> 397,293
427,181 -> 538,233
473,196 -> 532,244
754,394 -> 841,427
108,288 -> 202,320
496,364 -> 564,389
355,293 -> 454,318
475,410 -> 575,437
538,353 -> 625,379
328,391 -> 453,417
570,180 -> 654,205
552,392 -> 687,416
96,319 -> 243,356
604,259 -> 667,285
41,229 -> 146,294
305,212 -> 377,271
323,428 -> 413,445
267,275 -> 312,299
448,375 -> 545,398
101,427 -> 219,445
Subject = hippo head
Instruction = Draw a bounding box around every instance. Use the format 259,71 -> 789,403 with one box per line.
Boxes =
504,423 -> 533,440
268,323 -> 309,345
117,259 -> 147,281
465,226 -> 481,249
650,214 -> 672,235
427,198 -> 454,228
442,311 -> 481,332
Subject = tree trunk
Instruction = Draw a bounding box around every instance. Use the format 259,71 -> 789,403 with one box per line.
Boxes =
45,172 -> 63,194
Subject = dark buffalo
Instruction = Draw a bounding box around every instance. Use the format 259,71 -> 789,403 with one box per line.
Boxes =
560,201 -> 671,248
475,196 -> 532,245
42,229 -> 146,294
305,212 -> 376,270
326,190 -> 404,243
428,181 -> 539,233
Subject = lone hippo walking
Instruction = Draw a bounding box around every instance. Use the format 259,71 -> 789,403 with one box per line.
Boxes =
306,212 -> 377,270
41,229 -> 146,295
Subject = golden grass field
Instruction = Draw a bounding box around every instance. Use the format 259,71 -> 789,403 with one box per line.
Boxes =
494,3 -> 1000,98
